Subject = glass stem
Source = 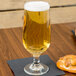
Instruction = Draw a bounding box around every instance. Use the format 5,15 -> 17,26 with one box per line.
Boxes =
33,57 -> 40,64
29,56 -> 44,71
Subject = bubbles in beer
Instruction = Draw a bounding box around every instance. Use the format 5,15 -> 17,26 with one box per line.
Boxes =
23,1 -> 51,56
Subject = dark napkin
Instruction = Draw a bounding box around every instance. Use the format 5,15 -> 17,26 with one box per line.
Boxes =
7,55 -> 65,76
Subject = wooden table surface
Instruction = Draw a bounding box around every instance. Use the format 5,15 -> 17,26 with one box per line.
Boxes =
0,22 -> 76,76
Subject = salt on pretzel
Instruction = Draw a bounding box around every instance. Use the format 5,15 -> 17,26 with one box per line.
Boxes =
56,55 -> 76,73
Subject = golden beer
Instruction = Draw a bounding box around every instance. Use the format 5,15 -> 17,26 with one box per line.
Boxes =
23,1 -> 51,57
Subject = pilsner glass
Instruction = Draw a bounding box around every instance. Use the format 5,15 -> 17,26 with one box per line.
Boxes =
23,0 -> 51,75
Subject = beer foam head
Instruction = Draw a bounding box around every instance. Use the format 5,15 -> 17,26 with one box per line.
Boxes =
24,1 -> 50,11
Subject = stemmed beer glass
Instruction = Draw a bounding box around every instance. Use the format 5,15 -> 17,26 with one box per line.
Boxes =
23,0 -> 51,75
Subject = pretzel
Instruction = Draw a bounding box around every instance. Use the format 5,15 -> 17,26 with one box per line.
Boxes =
56,55 -> 76,73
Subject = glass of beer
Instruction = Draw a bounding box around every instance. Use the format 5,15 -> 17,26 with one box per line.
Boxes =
23,0 -> 51,75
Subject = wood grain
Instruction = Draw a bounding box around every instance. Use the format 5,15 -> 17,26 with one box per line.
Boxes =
0,0 -> 76,10
0,11 -> 24,28
0,22 -> 76,76
0,6 -> 76,29
50,0 -> 76,6
50,7 -> 76,24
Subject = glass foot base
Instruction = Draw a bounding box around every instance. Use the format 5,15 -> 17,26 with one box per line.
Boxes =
24,63 -> 49,75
